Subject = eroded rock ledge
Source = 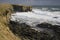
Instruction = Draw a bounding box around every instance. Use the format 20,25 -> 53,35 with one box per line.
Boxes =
8,21 -> 60,40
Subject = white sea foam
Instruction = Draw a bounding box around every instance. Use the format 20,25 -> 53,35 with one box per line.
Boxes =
10,8 -> 60,26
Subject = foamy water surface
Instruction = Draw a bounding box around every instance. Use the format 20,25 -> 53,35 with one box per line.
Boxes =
10,8 -> 60,26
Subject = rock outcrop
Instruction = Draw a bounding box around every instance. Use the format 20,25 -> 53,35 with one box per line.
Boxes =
0,4 -> 21,40
9,21 -> 60,40
12,5 -> 32,12
0,4 -> 32,40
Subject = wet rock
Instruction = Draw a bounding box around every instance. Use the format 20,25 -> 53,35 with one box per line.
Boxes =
36,23 -> 52,28
36,23 -> 60,32
36,23 -> 60,40
9,21 -> 60,40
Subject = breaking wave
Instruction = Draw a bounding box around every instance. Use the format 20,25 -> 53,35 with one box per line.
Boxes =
10,8 -> 60,27
33,7 -> 60,11
9,7 -> 60,40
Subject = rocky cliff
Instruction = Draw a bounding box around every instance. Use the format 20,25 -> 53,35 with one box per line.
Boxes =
0,4 -> 21,40
0,4 -> 60,40
0,4 -> 32,40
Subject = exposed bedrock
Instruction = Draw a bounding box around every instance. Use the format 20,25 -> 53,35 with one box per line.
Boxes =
12,5 -> 32,12
36,23 -> 60,33
9,21 -> 60,40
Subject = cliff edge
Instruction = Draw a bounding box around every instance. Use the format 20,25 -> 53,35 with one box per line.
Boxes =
0,4 -> 21,40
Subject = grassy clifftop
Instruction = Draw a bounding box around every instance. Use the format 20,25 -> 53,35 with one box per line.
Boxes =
0,4 -> 21,40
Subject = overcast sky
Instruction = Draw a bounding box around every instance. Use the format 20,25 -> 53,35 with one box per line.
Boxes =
0,0 -> 60,6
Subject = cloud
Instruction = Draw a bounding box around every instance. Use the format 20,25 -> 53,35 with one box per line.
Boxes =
0,0 -> 60,5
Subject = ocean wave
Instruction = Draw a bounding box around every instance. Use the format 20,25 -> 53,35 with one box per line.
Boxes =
33,7 -> 60,11
10,8 -> 60,26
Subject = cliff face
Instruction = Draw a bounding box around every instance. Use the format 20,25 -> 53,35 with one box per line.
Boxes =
0,4 -> 32,40
0,18 -> 21,40
0,4 -> 21,40
12,5 -> 32,12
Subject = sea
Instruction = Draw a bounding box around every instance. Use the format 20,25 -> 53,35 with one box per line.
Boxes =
33,6 -> 60,11
10,6 -> 60,40
10,6 -> 60,26
10,6 -> 60,33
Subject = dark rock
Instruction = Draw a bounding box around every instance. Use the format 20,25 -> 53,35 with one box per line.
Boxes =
12,5 -> 32,12
53,17 -> 58,18
36,23 -> 60,32
9,21 -> 60,40
36,23 -> 52,28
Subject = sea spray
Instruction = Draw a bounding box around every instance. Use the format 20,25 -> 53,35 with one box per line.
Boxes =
10,8 -> 60,40
10,8 -> 60,26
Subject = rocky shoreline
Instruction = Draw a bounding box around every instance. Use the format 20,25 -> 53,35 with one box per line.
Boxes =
9,21 -> 60,40
1,4 -> 60,40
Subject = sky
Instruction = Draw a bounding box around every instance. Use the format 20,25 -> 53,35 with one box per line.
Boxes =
0,0 -> 60,6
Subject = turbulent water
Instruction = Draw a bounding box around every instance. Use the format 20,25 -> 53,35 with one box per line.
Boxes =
10,6 -> 60,40
10,7 -> 60,26
10,7 -> 60,32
